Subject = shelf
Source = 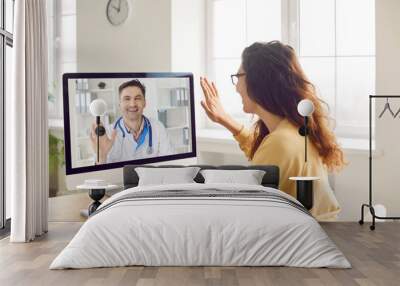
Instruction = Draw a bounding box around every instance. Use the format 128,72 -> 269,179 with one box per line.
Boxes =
48,119 -> 64,129
76,88 -> 114,93
77,136 -> 90,141
76,158 -> 95,166
174,144 -> 190,149
89,88 -> 114,93
157,106 -> 188,110
75,111 -> 92,117
157,86 -> 189,90
76,111 -> 115,118
166,125 -> 189,130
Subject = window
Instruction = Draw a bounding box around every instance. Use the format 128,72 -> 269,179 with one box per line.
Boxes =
206,0 -> 282,126
1,0 -> 14,230
296,0 -> 375,138
47,0 -> 77,119
46,0 -> 76,198
206,0 -> 375,139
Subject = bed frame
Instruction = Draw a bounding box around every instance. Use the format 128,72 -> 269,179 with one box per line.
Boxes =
123,165 -> 280,190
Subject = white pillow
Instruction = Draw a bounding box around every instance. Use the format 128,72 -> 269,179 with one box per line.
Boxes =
135,167 -> 201,186
200,169 -> 266,185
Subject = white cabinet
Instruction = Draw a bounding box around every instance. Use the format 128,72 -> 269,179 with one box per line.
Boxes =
72,79 -> 119,167
156,86 -> 192,154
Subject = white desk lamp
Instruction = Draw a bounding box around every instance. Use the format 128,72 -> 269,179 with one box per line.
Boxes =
297,99 -> 315,162
290,99 -> 318,210
89,99 -> 107,164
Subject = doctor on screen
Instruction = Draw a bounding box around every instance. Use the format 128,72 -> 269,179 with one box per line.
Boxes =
90,79 -> 174,164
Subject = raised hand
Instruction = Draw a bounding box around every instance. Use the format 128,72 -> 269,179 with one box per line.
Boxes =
200,77 -> 229,124
199,76 -> 244,136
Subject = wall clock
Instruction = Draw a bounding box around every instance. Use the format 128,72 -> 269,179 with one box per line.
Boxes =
106,0 -> 130,26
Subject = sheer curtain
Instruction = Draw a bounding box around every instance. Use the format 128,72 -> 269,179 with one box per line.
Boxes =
10,0 -> 48,242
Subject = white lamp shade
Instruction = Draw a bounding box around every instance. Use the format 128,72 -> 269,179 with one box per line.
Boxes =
297,99 -> 314,117
89,99 -> 107,116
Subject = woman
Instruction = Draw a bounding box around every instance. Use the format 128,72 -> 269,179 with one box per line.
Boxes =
200,41 -> 345,220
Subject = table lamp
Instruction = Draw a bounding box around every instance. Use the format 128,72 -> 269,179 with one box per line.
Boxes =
297,99 -> 315,162
290,99 -> 318,210
89,99 -> 107,164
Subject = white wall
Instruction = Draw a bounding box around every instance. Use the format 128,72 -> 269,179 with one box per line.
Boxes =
64,0 -> 205,189
335,0 -> 400,220
171,0 -> 206,129
334,0 -> 400,220
372,0 -> 400,217
77,0 -> 171,72
333,152 -> 369,221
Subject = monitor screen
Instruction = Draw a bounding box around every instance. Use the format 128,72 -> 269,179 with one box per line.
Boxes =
62,72 -> 196,175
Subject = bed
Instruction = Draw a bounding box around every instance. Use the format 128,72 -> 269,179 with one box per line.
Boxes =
50,165 -> 350,269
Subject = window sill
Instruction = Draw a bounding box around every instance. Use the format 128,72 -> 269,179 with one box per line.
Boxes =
196,129 -> 241,154
196,128 -> 383,157
48,118 -> 64,129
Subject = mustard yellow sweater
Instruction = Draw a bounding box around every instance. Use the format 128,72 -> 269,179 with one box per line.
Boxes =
233,119 -> 340,220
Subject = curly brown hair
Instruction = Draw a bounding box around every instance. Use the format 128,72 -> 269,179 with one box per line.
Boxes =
242,41 -> 345,171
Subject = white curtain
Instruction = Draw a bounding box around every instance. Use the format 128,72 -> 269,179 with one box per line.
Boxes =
10,0 -> 48,242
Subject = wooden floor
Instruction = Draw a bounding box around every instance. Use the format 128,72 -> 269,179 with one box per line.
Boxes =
48,192 -> 110,222
0,222 -> 399,286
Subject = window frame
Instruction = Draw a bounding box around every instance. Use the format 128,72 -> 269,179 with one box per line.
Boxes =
205,0 -> 375,139
0,0 -> 14,231
47,0 -> 77,120
205,0 -> 252,128
204,0 -> 293,128
294,0 -> 375,139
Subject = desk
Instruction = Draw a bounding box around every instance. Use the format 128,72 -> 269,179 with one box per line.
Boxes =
76,184 -> 120,216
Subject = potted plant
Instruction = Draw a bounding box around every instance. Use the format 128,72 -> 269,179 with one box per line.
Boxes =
49,132 -> 64,197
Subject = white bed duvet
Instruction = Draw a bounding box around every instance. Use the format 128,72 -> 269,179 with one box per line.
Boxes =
50,183 -> 350,269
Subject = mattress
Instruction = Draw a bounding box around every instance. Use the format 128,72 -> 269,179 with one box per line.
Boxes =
50,183 -> 350,269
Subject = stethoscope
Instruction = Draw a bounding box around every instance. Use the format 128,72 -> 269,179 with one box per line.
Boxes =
113,116 -> 153,154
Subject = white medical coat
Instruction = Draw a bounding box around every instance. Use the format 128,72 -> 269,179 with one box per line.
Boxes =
105,117 -> 174,163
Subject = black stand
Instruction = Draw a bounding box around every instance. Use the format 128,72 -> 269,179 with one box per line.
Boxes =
296,181 -> 313,210
295,116 -> 314,210
359,95 -> 400,230
88,188 -> 105,215
95,116 -> 106,164
298,117 -> 309,162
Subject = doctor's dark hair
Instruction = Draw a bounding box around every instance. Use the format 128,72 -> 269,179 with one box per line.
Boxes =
118,79 -> 146,97
241,41 -> 345,171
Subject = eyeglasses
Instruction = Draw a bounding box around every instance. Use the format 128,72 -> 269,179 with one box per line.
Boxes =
230,73 -> 246,85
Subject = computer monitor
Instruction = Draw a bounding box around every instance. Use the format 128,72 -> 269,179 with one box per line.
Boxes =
62,72 -> 196,175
